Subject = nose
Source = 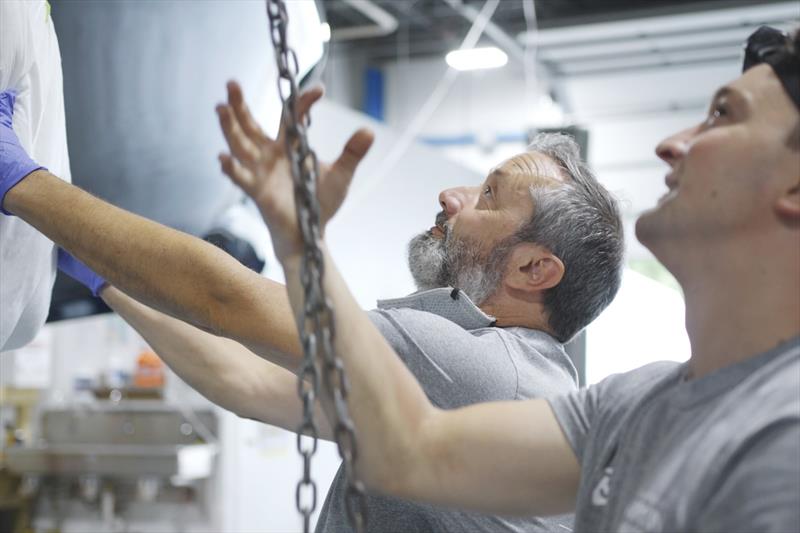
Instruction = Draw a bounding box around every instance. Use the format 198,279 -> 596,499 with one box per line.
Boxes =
438,186 -> 476,217
655,126 -> 694,167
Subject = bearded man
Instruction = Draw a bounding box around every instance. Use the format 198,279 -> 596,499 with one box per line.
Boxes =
0,81 -> 623,531
218,26 -> 800,533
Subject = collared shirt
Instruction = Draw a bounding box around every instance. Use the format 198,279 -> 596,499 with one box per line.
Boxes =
316,288 -> 578,533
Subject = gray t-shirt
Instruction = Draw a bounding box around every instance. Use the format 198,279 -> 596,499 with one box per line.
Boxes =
316,288 -> 578,533
549,336 -> 800,533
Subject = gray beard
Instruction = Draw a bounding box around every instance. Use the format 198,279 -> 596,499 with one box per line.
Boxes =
407,224 -> 509,306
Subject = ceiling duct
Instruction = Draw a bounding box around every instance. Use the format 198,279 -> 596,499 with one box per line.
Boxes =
332,0 -> 398,41
518,1 -> 800,75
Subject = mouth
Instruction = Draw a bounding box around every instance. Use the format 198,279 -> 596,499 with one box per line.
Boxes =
657,189 -> 678,205
657,172 -> 679,204
664,171 -> 679,190
429,211 -> 449,238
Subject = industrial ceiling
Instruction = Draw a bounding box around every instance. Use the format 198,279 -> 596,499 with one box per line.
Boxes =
323,0 -> 789,63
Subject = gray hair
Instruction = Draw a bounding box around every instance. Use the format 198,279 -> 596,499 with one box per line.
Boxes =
510,132 -> 624,342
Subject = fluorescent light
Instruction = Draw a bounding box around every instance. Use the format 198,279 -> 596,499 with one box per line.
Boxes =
320,22 -> 331,43
446,46 -> 508,71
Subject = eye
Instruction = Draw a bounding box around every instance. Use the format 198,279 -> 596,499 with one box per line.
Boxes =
483,185 -> 493,197
706,102 -> 729,126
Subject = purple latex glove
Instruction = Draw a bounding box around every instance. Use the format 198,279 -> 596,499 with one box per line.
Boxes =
0,90 -> 46,215
57,249 -> 108,297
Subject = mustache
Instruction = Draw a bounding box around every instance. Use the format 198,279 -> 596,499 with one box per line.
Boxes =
435,211 -> 448,229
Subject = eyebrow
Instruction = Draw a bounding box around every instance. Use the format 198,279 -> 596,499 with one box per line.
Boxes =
711,86 -> 749,107
711,86 -> 734,102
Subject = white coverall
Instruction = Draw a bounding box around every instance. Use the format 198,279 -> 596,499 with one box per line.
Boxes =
0,0 -> 71,351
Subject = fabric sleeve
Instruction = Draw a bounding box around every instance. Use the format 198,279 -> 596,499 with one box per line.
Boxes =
546,361 -> 679,464
695,421 -> 800,533
0,1 -> 36,91
546,385 -> 602,464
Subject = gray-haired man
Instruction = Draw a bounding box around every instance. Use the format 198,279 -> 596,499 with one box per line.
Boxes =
227,26 -> 800,533
1,78 -> 624,530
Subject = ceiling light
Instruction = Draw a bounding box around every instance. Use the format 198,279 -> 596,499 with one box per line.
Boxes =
320,22 -> 331,43
446,46 -> 508,71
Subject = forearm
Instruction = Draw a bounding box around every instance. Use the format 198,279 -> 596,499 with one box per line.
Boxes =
101,285 -> 257,415
5,170 -> 301,367
6,170 -> 236,329
282,248 -> 436,492
101,285 -> 330,436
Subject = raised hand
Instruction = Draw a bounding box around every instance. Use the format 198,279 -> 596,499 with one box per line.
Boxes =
216,81 -> 374,261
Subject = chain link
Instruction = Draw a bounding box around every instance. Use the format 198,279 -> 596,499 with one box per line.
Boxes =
265,2 -> 367,532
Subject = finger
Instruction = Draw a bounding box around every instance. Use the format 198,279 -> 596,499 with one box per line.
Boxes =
296,85 -> 324,124
227,80 -> 267,143
327,128 -> 375,189
219,153 -> 256,192
216,104 -> 261,168
277,86 -> 324,144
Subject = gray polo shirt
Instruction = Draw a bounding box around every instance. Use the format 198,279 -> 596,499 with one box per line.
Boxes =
316,288 -> 578,533
549,336 -> 800,532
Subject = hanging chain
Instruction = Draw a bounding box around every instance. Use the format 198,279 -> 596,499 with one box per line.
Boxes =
265,2 -> 367,532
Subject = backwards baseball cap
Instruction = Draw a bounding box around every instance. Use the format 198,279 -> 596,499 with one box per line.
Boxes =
743,26 -> 800,111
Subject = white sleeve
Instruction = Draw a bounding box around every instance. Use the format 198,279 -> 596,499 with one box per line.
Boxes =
0,0 -> 68,352
0,0 -> 36,91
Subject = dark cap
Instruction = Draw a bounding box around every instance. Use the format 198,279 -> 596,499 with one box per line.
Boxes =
743,26 -> 800,111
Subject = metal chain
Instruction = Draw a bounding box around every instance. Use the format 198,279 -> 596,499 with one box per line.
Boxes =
265,2 -> 367,532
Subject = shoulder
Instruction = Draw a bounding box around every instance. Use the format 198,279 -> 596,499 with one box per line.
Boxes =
367,307 -> 508,351
366,308 -> 521,406
592,360 -> 681,407
547,361 -> 681,461
492,327 -> 580,395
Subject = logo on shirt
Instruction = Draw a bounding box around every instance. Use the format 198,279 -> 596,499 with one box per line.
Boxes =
619,498 -> 664,532
591,467 -> 613,506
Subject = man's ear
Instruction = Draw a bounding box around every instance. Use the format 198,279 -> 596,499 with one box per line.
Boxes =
775,180 -> 800,222
505,243 -> 565,292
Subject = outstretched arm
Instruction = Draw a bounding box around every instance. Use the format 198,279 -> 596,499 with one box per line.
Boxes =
4,172 -> 300,366
101,284 -> 332,438
218,84 -> 581,516
0,89 -> 302,369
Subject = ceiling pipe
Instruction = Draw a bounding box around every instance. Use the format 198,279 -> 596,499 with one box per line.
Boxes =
331,0 -> 399,41
517,1 -> 799,47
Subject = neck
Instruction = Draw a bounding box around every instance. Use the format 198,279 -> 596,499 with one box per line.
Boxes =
478,289 -> 552,333
673,238 -> 800,379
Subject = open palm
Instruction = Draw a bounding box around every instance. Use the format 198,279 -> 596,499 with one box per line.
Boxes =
216,81 -> 374,260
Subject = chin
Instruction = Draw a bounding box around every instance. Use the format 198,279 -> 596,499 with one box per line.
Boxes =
636,208 -> 689,270
636,207 -> 673,251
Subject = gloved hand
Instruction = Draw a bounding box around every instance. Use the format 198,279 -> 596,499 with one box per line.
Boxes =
57,248 -> 108,297
0,90 -> 46,215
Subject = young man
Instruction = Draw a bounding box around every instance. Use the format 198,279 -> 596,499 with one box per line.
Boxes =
0,84 -> 622,530
221,26 -> 800,532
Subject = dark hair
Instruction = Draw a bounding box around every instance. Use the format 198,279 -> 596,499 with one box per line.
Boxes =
513,133 -> 624,342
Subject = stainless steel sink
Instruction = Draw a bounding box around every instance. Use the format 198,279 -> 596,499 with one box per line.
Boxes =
4,403 -> 217,480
